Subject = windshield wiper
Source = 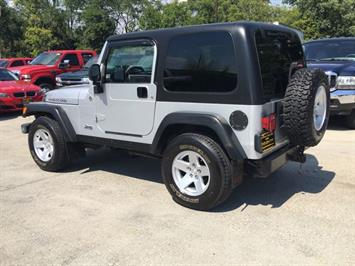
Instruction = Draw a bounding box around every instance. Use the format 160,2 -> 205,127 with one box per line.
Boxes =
306,59 -> 319,62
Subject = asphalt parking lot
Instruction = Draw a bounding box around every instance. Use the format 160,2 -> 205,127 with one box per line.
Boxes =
0,113 -> 354,265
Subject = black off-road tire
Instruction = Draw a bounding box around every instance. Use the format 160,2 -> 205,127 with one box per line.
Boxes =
28,116 -> 70,172
162,133 -> 233,211
346,110 -> 355,129
283,69 -> 330,147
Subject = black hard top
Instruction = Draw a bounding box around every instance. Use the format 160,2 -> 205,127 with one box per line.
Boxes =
107,21 -> 298,42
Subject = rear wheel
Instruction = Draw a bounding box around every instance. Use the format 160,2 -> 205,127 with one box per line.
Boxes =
29,116 -> 70,171
346,110 -> 355,129
162,133 -> 233,211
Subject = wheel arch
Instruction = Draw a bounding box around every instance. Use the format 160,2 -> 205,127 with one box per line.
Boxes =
34,76 -> 55,86
151,113 -> 246,160
24,103 -> 77,142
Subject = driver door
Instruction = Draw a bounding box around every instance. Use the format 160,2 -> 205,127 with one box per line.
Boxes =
95,40 -> 157,137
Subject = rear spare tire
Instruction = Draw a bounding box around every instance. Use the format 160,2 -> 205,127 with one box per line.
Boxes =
283,69 -> 330,147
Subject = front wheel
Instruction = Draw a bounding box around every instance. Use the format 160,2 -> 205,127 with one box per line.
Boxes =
161,133 -> 233,211
28,116 -> 70,171
39,83 -> 54,93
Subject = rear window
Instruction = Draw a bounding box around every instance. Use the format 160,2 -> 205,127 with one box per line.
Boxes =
255,29 -> 304,102
164,31 -> 238,93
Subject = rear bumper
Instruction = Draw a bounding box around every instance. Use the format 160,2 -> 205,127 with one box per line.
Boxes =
247,145 -> 305,178
330,90 -> 355,116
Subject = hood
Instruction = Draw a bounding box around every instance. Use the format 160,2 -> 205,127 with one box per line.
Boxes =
307,60 -> 355,76
57,69 -> 89,80
0,80 -> 40,92
45,84 -> 90,105
9,64 -> 57,74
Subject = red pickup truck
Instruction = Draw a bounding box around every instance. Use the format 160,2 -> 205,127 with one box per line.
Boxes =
10,50 -> 96,91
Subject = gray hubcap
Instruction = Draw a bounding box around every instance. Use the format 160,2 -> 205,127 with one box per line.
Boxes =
33,129 -> 54,162
314,85 -> 327,131
172,151 -> 210,197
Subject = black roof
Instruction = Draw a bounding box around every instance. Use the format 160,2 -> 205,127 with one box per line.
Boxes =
107,21 -> 298,42
305,37 -> 355,44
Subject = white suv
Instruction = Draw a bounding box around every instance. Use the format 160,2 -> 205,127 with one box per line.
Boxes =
22,22 -> 330,210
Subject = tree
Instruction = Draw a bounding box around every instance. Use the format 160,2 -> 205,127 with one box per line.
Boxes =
0,0 -> 25,57
283,0 -> 355,39
78,0 -> 116,51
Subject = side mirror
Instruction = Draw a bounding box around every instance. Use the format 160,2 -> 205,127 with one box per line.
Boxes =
59,61 -> 70,69
89,64 -> 103,93
89,64 -> 101,83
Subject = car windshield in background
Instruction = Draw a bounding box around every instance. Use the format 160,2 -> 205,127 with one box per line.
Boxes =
0,69 -> 18,81
30,52 -> 62,65
0,60 -> 9,68
83,56 -> 98,69
304,40 -> 355,61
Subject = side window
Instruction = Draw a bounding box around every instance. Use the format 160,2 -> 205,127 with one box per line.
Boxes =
255,29 -> 304,101
61,54 -> 80,66
164,32 -> 238,92
82,53 -> 94,64
105,43 -> 154,84
11,60 -> 24,67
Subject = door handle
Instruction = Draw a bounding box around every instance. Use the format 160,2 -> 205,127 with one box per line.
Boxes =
137,87 -> 148,98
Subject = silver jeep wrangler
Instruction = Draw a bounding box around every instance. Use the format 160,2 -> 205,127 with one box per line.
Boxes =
22,22 -> 330,210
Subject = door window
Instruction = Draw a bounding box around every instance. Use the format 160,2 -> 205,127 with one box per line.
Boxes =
61,54 -> 80,66
11,60 -> 25,67
105,43 -> 154,84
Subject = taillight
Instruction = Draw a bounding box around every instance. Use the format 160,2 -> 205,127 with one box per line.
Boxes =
262,113 -> 276,133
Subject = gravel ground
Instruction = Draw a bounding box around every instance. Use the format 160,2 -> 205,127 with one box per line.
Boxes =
0,113 -> 354,265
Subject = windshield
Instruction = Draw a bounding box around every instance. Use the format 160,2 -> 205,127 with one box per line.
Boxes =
83,56 -> 98,69
0,60 -> 9,68
0,69 -> 18,81
30,52 -> 62,65
304,40 -> 355,61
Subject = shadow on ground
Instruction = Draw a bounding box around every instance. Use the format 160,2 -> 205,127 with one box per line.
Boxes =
66,148 -> 335,212
214,154 -> 335,212
327,116 -> 352,131
0,112 -> 22,121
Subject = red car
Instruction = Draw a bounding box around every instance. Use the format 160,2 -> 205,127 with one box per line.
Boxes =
0,58 -> 32,69
0,69 -> 43,113
10,50 -> 96,91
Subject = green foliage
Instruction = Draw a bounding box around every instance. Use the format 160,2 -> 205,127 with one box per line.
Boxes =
78,0 -> 116,51
283,0 -> 355,39
0,0 -> 25,57
1,0 -> 354,56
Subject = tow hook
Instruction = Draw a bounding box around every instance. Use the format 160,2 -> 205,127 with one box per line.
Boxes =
287,146 -> 306,163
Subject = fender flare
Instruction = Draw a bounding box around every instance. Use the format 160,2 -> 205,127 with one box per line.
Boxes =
24,103 -> 77,142
151,113 -> 246,160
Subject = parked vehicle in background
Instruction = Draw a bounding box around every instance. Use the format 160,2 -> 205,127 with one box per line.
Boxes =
56,56 -> 98,87
22,22 -> 330,211
0,58 -> 32,69
304,38 -> 355,128
0,69 -> 43,113
10,50 -> 96,92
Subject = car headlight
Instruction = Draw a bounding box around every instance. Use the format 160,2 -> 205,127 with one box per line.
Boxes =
21,74 -> 31,81
81,77 -> 90,83
0,93 -> 9,98
336,76 -> 355,90
56,77 -> 62,82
